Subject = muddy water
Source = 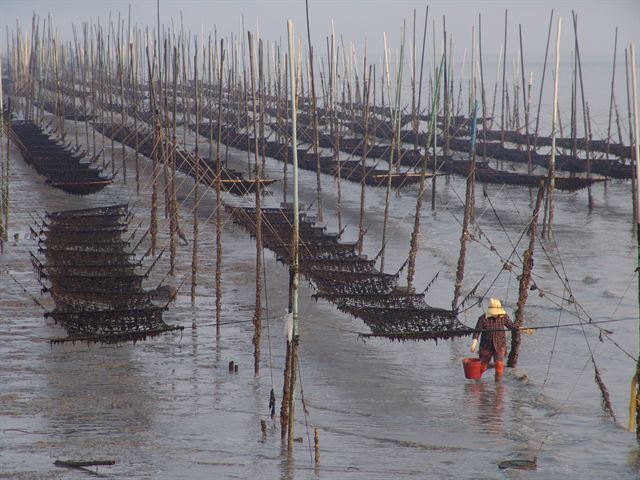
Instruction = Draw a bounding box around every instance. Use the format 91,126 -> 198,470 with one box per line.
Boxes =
1,116 -> 638,480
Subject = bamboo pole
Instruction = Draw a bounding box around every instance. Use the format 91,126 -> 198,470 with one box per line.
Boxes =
0,58 -> 5,249
543,17 -> 562,239
571,12 -> 592,210
380,28 -> 405,273
284,19 -> 300,450
500,10 -> 508,154
478,14 -> 489,171
606,28 -> 618,160
627,49 -> 639,225
357,60 -> 371,256
215,39 -> 225,336
248,31 -> 263,375
407,57 -> 443,289
190,41 -> 200,308
146,43 -> 159,256
630,42 -> 640,440
305,0 -> 323,222
452,99 -> 478,311
335,32 -> 344,235
533,10 -> 554,150
117,30 -> 126,183
508,183 -> 545,368
519,25 -> 533,176
170,45 -> 178,275
416,6 -> 429,146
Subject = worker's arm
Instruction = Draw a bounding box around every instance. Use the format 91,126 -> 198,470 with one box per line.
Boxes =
470,316 -> 484,352
503,315 -> 518,332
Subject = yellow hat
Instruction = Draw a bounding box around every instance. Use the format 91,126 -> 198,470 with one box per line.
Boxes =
486,298 -> 506,317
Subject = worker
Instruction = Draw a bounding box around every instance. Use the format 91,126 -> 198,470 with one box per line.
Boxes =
470,298 -> 517,382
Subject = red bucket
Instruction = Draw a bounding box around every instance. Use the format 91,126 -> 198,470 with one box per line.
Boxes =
463,358 -> 483,380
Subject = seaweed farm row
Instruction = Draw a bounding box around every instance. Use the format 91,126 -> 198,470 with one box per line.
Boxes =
31,204 -> 182,343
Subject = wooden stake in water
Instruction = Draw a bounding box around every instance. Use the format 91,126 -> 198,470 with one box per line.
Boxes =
508,183 -> 544,368
248,31 -> 263,375
146,44 -> 160,256
452,100 -> 478,311
215,39 -> 225,336
191,41 -> 200,308
358,60 -> 371,256
284,19 -> 300,450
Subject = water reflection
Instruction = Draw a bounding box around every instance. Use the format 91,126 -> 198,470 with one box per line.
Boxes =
280,444 -> 295,480
464,380 -> 505,436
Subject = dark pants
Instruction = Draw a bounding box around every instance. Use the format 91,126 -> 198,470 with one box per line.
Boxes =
479,346 -> 506,372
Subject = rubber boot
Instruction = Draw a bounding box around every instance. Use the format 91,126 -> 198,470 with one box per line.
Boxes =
495,360 -> 505,382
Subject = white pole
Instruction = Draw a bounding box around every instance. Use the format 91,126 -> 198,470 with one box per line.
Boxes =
631,44 -> 639,218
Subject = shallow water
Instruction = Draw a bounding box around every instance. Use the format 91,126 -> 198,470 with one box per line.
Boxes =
1,115 -> 638,480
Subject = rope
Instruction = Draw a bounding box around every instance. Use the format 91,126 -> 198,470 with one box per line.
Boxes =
296,351 -> 315,465
4,268 -> 48,312
543,286 -> 566,388
262,245 -> 276,414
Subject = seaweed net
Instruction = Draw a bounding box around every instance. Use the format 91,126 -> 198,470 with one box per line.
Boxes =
226,204 -> 466,341
9,121 -> 112,195
33,205 -> 182,343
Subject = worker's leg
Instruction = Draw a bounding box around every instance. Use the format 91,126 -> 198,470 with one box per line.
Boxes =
479,347 -> 491,374
494,349 -> 506,382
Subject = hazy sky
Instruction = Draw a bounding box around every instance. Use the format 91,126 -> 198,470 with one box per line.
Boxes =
3,0 -> 639,62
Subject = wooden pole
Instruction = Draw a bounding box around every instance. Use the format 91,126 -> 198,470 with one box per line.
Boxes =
146,44 -> 159,256
519,25 -> 533,176
407,57 -> 443,289
543,17 -> 562,239
508,183 -> 544,368
0,58 -> 5,249
606,28 -> 618,159
452,100 -> 478,311
627,49 -> 638,224
285,19 -> 300,450
500,9 -> 508,153
191,41 -> 200,308
478,14 -> 489,171
169,45 -> 178,275
380,28 -> 405,273
571,12 -> 592,210
215,39 -> 225,336
533,10 -> 554,150
357,60 -> 371,256
629,42 -> 640,440
248,31 -> 263,375
305,0 -> 323,222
